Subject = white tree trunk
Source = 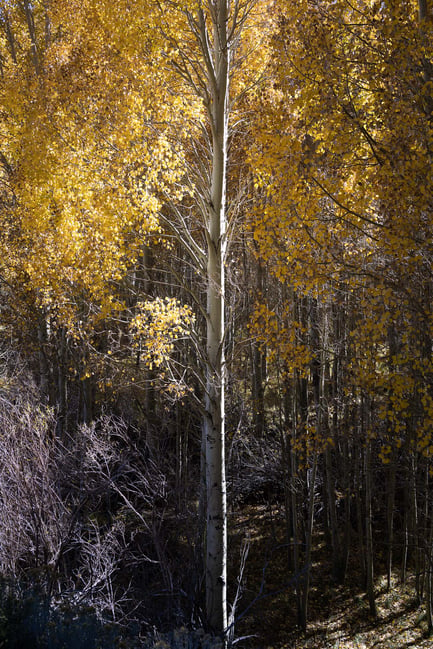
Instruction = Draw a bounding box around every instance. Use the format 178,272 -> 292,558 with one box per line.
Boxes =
159,0 -> 253,634
204,0 -> 229,635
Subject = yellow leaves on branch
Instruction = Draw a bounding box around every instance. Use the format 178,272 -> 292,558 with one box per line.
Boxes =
0,0 -> 195,327
249,301 -> 311,375
129,298 -> 194,369
249,0 -> 433,293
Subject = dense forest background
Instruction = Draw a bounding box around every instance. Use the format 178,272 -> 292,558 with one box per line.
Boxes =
0,0 -> 432,647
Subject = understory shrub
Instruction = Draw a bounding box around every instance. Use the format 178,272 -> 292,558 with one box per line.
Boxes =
0,581 -> 225,649
0,581 -> 121,649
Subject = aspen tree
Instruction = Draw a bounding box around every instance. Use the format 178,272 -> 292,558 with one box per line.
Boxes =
150,0 -> 230,630
154,0 -> 270,635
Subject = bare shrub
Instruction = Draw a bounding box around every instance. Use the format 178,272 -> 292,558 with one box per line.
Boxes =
0,375 -> 200,630
63,416 -> 171,623
0,391 -> 67,581
228,429 -> 284,506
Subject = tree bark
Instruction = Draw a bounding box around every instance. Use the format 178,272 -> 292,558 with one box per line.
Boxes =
364,400 -> 377,618
159,0 -> 255,635
300,452 -> 317,631
386,451 -> 397,590
23,0 -> 41,75
426,494 -> 433,633
203,1 -> 230,635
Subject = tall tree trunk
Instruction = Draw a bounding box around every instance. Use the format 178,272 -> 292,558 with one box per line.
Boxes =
386,451 -> 397,590
251,340 -> 266,436
410,451 -> 421,601
325,305 -> 345,582
290,441 -> 302,626
300,452 -> 317,631
386,323 -> 399,590
161,0 -> 255,635
251,259 -> 266,436
364,404 -> 377,618
3,9 -> 17,63
419,0 -> 428,22
341,436 -> 351,582
288,368 -> 302,624
354,434 -> 366,584
23,0 -> 41,75
55,327 -> 67,438
203,1 -> 230,635
325,445 -> 343,581
44,0 -> 51,47
426,487 -> 433,633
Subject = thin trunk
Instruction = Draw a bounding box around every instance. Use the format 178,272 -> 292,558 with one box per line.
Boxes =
401,508 -> 408,584
281,427 -> 292,572
386,452 -> 397,590
141,247 -> 157,449
163,0 -> 253,635
282,362 -> 293,572
355,436 -> 366,584
419,0 -> 428,21
427,491 -> 433,633
37,316 -> 50,398
341,437 -> 351,582
80,376 -> 93,425
421,465 -> 430,601
3,11 -> 17,63
203,1 -> 229,635
44,0 -> 51,47
298,296 -> 321,630
22,0 -> 41,75
325,445 -> 343,581
327,306 -> 346,582
251,260 -> 266,436
337,303 -> 350,580
410,452 -> 421,601
365,437 -> 377,618
251,341 -> 266,437
300,452 -> 317,631
289,369 -> 302,624
55,328 -> 67,438
385,323 -> 398,590
291,442 -> 302,626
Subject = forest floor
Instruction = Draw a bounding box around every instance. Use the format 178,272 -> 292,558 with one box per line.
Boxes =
230,505 -> 433,649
